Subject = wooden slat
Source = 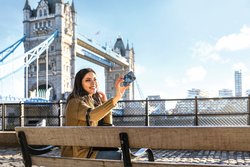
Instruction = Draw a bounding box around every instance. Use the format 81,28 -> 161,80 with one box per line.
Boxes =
15,126 -> 250,151
32,156 -> 123,167
32,156 -> 243,167
131,162 -> 243,167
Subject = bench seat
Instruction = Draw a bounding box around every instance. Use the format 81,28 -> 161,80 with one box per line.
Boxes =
15,126 -> 250,167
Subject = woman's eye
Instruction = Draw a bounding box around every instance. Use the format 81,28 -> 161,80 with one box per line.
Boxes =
85,79 -> 96,82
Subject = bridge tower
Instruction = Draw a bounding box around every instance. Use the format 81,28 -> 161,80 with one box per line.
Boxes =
23,0 -> 135,101
105,37 -> 135,100
23,0 -> 76,100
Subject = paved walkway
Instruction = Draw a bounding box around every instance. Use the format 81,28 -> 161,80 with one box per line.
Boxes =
1,147 -> 250,166
0,147 -> 24,167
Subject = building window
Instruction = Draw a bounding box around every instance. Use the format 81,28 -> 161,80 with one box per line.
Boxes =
39,22 -> 42,28
50,45 -> 54,51
48,20 -> 51,27
43,21 -> 46,27
40,63 -> 46,71
44,9 -> 47,16
35,23 -> 38,29
39,10 -> 42,17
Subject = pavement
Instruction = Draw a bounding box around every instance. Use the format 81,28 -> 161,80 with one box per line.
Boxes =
0,147 -> 24,167
1,147 -> 250,166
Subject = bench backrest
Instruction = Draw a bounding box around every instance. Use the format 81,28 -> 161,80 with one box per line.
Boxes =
15,126 -> 250,151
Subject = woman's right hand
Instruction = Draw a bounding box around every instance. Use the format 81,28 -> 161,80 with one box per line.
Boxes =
113,76 -> 130,102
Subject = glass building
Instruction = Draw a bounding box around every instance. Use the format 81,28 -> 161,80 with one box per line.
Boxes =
234,70 -> 242,97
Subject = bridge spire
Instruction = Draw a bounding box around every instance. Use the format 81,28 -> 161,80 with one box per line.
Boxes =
126,40 -> 130,50
71,0 -> 76,13
23,0 -> 31,10
114,36 -> 126,57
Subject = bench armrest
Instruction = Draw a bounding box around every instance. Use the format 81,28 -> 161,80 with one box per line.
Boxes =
28,145 -> 56,155
131,148 -> 154,161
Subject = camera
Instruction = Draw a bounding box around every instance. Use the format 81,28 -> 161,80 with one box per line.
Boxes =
123,71 -> 136,86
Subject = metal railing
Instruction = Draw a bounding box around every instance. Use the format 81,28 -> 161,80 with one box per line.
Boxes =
1,96 -> 250,131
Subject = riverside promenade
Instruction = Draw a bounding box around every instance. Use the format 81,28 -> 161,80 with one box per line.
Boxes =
1,146 -> 250,167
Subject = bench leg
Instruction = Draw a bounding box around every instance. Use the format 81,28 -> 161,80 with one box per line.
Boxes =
120,132 -> 132,167
18,131 -> 32,167
146,148 -> 154,161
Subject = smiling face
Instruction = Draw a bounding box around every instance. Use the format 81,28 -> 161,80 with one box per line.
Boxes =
82,72 -> 98,95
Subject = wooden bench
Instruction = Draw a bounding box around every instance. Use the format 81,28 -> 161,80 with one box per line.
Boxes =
15,126 -> 250,167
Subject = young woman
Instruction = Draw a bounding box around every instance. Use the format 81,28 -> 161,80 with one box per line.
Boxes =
61,68 -> 129,158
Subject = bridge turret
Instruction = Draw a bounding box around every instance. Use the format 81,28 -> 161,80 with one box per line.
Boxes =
71,0 -> 76,13
23,0 -> 31,11
23,0 -> 76,101
23,0 -> 31,37
105,36 -> 135,100
114,36 -> 126,57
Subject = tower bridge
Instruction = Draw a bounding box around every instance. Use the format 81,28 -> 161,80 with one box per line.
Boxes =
0,0 -> 135,101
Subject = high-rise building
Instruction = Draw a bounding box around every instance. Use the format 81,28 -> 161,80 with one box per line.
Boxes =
218,89 -> 233,97
187,88 -> 209,98
234,70 -> 242,97
246,89 -> 250,96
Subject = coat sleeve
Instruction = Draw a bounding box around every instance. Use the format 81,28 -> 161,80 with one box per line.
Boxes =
102,112 -> 112,124
76,98 -> 116,122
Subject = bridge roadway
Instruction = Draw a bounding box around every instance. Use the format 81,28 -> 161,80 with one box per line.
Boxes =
77,37 -> 129,68
1,146 -> 250,166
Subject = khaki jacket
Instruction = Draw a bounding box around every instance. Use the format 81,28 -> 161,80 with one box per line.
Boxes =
61,96 -> 116,158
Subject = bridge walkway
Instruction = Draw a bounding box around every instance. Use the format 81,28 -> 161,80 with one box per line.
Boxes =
1,147 -> 250,166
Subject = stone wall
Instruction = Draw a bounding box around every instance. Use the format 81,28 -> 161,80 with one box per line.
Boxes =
0,132 -> 19,147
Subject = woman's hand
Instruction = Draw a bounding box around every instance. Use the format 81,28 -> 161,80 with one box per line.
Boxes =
98,91 -> 107,102
113,75 -> 130,103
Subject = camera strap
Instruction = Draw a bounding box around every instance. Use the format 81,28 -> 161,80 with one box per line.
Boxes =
86,108 -> 92,126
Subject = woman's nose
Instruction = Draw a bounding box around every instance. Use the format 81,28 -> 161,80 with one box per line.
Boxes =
90,80 -> 96,85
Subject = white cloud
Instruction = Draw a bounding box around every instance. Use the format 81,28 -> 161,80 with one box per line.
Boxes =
192,41 -> 222,62
215,25 -> 250,51
134,63 -> 146,75
186,66 -> 207,82
192,25 -> 250,63
232,62 -> 248,72
163,66 -> 207,88
164,78 -> 179,87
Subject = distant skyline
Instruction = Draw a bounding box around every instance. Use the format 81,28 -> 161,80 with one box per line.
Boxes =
1,0 -> 250,99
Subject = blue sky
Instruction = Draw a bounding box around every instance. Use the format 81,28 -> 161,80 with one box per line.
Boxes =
1,0 -> 250,99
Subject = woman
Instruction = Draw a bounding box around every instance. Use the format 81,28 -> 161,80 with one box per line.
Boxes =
61,68 -> 129,158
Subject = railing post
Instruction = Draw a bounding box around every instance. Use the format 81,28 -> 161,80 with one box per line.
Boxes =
145,98 -> 149,126
195,96 -> 198,126
59,100 -> 64,127
20,102 -> 25,127
2,104 -> 5,131
248,95 -> 250,125
0,104 -> 2,131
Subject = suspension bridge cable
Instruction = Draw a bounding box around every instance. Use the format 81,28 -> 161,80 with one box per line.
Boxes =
135,79 -> 144,100
0,52 -> 26,66
0,36 -> 26,62
0,31 -> 58,81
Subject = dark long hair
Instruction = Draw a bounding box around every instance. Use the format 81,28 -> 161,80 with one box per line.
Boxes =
67,68 -> 102,106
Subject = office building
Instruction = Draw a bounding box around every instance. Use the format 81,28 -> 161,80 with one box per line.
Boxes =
235,70 -> 242,97
246,89 -> 250,96
219,89 -> 233,97
187,88 -> 209,98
